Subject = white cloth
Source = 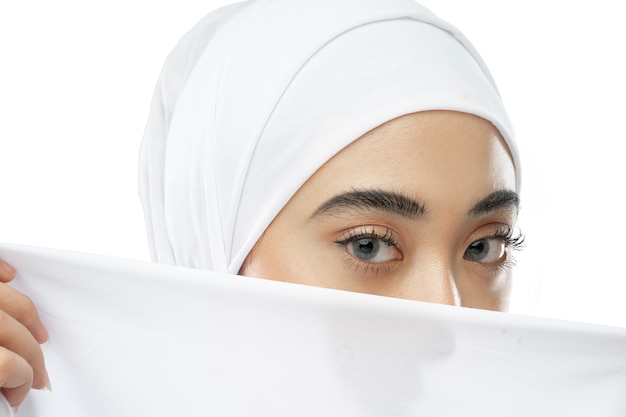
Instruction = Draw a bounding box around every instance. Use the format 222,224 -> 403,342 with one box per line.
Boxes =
1,243 -> 625,417
139,0 -> 520,273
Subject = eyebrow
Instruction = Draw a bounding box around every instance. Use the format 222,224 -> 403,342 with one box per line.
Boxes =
310,188 -> 520,221
310,189 -> 426,220
468,190 -> 520,217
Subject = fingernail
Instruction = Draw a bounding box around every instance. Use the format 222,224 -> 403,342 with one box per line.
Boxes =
0,260 -> 16,278
11,406 -> 19,414
46,377 -> 53,392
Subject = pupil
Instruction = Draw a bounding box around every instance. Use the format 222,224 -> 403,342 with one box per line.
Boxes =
351,238 -> 380,260
358,239 -> 374,254
466,239 -> 489,261
471,240 -> 486,254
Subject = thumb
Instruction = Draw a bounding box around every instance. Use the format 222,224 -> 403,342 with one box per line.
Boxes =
0,262 -> 16,284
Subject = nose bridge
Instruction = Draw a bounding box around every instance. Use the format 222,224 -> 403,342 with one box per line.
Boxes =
403,257 -> 460,306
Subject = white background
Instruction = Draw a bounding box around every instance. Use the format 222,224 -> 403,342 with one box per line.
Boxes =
1,1 -> 624,327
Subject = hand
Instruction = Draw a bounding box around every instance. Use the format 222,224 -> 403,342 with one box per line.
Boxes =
0,260 -> 50,409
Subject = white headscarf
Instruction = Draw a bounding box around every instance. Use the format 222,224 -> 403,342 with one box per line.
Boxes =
139,0 -> 520,273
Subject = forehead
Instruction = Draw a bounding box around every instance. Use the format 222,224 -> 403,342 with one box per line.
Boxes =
300,111 -> 516,210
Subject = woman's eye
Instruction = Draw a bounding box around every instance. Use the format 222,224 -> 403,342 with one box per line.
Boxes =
346,237 -> 400,263
464,238 -> 506,263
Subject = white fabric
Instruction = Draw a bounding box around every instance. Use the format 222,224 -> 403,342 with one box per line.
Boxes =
0,398 -> 12,417
1,243 -> 624,416
139,0 -> 520,273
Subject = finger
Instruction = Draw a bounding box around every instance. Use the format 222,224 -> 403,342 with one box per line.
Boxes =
0,261 -> 16,284
0,346 -> 33,408
0,311 -> 48,391
0,285 -> 48,344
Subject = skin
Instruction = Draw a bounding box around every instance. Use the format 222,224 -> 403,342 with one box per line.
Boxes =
0,110 -> 518,407
241,111 -> 520,310
0,259 -> 49,409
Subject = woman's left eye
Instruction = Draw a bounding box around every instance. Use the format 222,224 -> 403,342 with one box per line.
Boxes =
464,238 -> 506,264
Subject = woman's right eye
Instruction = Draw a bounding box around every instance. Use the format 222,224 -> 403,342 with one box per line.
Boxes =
335,227 -> 403,264
346,237 -> 400,262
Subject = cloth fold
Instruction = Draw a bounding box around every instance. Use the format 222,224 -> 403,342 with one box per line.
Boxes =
139,0 -> 519,273
1,243 -> 624,416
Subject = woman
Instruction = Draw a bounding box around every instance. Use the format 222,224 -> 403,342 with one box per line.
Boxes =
1,0 -> 522,410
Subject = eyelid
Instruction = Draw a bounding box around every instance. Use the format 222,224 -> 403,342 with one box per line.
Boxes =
335,225 -> 397,243
334,225 -> 403,274
463,223 -> 524,255
463,224 -> 525,274
466,222 -> 516,244
488,225 -> 525,251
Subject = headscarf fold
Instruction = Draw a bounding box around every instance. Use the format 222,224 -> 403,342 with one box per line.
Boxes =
139,0 -> 519,273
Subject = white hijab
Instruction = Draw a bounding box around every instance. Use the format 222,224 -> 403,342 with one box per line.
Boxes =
139,0 -> 519,273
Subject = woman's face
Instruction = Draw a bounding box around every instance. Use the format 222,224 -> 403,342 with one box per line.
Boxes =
241,111 -> 519,311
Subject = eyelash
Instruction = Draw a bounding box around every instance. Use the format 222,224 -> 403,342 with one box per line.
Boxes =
334,226 -> 400,274
483,226 -> 526,272
333,225 -> 526,275
490,225 -> 526,248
